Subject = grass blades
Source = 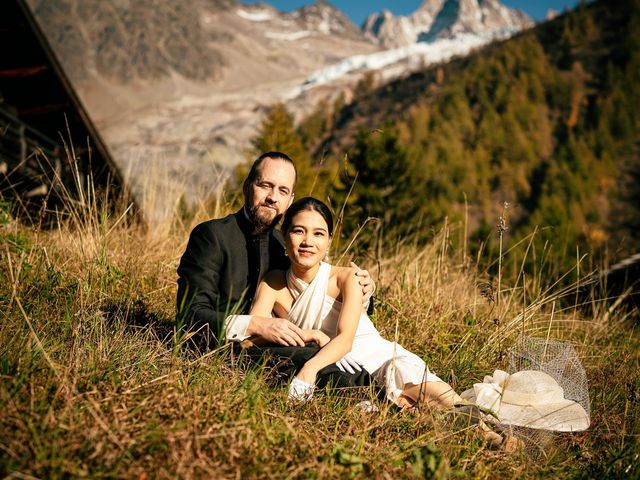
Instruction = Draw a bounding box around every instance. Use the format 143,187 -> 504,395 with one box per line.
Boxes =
1,168 -> 639,478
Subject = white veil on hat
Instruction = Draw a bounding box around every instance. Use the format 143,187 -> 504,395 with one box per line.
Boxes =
463,336 -> 591,457
460,369 -> 590,432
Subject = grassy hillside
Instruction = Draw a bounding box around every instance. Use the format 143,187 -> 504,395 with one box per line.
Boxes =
296,0 -> 640,274
1,183 -> 639,478
3,0 -> 640,476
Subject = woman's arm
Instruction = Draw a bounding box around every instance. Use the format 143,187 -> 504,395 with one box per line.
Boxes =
295,268 -> 362,384
245,274 -> 306,347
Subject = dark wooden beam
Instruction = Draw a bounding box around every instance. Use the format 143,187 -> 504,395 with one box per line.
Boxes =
17,103 -> 69,115
0,65 -> 47,77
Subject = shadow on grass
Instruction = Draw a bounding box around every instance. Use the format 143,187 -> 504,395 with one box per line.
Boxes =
229,343 -> 387,410
101,299 -> 175,348
99,299 -> 383,404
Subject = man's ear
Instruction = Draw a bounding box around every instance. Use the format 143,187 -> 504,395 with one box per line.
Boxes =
287,193 -> 295,209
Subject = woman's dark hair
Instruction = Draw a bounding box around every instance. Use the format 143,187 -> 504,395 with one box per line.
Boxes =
282,197 -> 334,236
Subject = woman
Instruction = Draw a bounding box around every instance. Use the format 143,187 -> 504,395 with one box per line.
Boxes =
248,197 -> 514,449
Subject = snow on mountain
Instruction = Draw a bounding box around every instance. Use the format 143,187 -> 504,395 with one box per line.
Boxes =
364,0 -> 532,48
264,30 -> 313,41
299,28 -> 513,90
295,0 -> 533,95
236,8 -> 274,22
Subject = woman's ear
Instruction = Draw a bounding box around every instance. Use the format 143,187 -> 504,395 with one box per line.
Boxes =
324,240 -> 332,261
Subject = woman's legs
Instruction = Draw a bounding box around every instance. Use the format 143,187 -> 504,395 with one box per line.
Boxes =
401,381 -> 462,410
399,382 -> 518,451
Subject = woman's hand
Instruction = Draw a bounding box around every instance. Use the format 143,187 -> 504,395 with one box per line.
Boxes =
296,365 -> 319,386
288,376 -> 315,402
288,363 -> 320,402
302,329 -> 331,347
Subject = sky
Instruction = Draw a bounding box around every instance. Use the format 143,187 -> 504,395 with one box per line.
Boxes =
239,1 -> 582,26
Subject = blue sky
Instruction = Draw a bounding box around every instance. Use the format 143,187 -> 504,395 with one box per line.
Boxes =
239,1 -> 581,25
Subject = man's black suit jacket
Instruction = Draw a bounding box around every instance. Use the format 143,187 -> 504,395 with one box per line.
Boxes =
177,209 -> 289,342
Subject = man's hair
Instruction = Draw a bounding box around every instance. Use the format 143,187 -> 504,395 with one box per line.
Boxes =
245,151 -> 297,188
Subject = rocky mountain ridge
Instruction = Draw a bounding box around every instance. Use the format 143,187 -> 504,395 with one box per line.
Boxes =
27,0 -> 534,218
292,0 -> 364,39
364,0 -> 532,48
26,0 -> 234,83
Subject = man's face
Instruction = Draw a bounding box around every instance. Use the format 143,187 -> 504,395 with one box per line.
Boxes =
244,158 -> 296,233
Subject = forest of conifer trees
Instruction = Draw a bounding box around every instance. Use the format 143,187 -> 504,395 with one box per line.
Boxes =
236,0 -> 639,277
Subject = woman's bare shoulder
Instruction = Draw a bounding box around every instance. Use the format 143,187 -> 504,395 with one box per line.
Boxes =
330,265 -> 359,287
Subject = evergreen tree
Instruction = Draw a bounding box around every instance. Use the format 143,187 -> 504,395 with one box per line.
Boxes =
336,128 -> 420,245
232,103 -> 331,201
301,0 -> 640,275
250,103 -> 308,164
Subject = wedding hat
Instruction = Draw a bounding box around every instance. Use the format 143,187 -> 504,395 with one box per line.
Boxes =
460,369 -> 590,432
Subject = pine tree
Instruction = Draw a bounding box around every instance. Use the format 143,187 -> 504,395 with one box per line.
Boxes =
250,103 -> 307,163
233,103 -> 326,200
336,127 -> 420,244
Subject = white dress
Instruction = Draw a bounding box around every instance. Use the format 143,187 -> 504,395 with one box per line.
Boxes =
287,262 -> 442,403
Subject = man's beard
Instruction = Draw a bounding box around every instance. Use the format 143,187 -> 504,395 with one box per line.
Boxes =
247,204 -> 282,234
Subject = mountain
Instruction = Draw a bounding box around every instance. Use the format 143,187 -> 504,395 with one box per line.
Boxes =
26,0 -> 366,85
363,0 -> 533,48
306,0 -> 640,265
292,0 -> 364,39
25,0 -> 233,83
26,0 -> 533,219
26,0 -> 378,217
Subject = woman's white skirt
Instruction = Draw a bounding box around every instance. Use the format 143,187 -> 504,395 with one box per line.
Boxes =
350,334 -> 443,404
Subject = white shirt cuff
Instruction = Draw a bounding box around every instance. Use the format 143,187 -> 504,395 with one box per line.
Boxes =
224,314 -> 252,341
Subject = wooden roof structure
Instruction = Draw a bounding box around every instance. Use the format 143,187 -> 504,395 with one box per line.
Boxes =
602,253 -> 640,314
0,0 -> 135,224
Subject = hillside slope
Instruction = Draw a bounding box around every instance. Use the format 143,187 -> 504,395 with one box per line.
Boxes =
26,0 -> 379,217
310,0 -> 640,265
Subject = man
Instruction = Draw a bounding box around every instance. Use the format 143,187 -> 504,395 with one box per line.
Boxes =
177,151 -> 373,387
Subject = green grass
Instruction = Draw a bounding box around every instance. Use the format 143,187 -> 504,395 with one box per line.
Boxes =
1,195 -> 638,479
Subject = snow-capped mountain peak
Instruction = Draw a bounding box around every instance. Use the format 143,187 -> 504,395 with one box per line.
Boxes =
292,0 -> 361,37
364,0 -> 532,48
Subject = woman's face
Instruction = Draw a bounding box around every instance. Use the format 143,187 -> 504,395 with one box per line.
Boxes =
285,209 -> 331,269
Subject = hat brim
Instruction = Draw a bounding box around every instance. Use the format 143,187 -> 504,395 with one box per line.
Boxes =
460,388 -> 590,432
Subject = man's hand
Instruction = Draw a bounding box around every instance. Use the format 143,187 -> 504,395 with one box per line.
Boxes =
349,261 -> 376,299
248,317 -> 306,347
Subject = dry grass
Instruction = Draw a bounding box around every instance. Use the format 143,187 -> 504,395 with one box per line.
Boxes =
1,184 -> 639,479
